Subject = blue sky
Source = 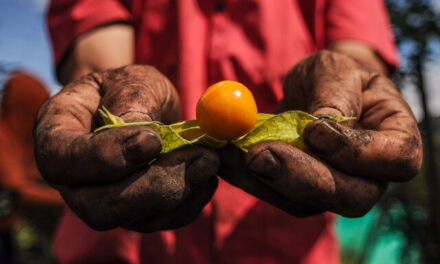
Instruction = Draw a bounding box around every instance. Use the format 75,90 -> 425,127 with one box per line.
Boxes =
0,0 -> 59,92
0,0 -> 440,119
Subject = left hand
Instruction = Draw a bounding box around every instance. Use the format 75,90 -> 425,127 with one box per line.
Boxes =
218,50 -> 423,217
34,65 -> 219,232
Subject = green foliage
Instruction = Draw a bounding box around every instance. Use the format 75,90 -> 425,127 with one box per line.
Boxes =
96,107 -> 227,153
96,108 -> 354,154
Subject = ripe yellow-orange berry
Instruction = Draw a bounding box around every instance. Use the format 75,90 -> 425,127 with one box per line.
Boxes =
196,80 -> 258,140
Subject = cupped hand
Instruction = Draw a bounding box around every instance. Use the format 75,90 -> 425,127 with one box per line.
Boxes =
34,65 -> 219,231
219,51 -> 422,217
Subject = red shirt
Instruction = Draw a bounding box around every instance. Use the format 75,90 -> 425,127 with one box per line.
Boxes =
48,0 -> 398,263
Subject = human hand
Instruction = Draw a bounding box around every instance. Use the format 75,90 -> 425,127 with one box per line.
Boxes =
219,51 -> 422,217
34,65 -> 219,231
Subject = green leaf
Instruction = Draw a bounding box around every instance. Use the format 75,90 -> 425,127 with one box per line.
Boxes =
94,108 -> 354,154
233,111 -> 317,152
94,109 -> 226,154
99,106 -> 126,125
256,113 -> 275,126
170,120 -> 204,140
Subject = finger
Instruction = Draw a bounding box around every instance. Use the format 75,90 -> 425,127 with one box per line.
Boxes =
282,50 -> 365,117
35,66 -> 178,185
36,123 -> 162,185
246,141 -> 387,217
57,146 -> 219,231
164,176 -> 218,229
99,65 -> 181,124
36,74 -> 161,185
217,144 -> 324,217
127,176 -> 219,233
304,75 -> 423,182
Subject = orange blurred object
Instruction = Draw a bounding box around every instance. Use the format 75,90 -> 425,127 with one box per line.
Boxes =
0,72 -> 63,226
196,80 -> 257,140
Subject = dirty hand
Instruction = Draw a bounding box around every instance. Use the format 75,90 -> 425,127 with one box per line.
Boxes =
34,65 -> 219,232
219,51 -> 422,217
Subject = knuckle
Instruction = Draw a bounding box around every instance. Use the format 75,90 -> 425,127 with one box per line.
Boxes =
314,49 -> 345,63
342,182 -> 386,217
398,153 -> 422,182
365,72 -> 399,94
315,50 -> 365,74
392,136 -> 423,182
315,49 -> 337,59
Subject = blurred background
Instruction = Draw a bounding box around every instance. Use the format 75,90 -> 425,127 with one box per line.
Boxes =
1,0 -> 440,263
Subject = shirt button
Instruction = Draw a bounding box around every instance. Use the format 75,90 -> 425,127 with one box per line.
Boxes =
214,2 -> 225,12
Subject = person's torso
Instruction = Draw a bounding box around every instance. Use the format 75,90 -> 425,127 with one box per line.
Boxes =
118,1 -> 338,263
124,0 -> 317,118
57,1 -> 339,263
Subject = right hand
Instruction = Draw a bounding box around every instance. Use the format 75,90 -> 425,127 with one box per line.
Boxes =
34,65 -> 219,232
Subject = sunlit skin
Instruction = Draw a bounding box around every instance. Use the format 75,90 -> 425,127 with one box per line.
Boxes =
196,80 -> 258,140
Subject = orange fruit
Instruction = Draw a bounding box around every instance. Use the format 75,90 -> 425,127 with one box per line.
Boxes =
196,80 -> 258,140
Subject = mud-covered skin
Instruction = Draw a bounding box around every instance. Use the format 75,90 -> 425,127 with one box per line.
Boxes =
219,51 -> 422,218
218,144 -> 326,217
56,145 -> 219,231
34,65 -> 220,231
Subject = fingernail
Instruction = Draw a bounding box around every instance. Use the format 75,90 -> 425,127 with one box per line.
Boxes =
125,131 -> 161,163
247,150 -> 280,181
304,120 -> 347,155
120,111 -> 154,122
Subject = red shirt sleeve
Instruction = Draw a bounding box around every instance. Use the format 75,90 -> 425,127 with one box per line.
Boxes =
47,0 -> 132,67
324,0 -> 399,68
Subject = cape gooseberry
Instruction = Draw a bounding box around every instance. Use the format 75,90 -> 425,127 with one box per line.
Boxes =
196,80 -> 258,140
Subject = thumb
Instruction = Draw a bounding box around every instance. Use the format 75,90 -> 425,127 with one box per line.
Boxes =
304,118 -> 421,182
245,141 -> 335,212
41,126 -> 162,186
